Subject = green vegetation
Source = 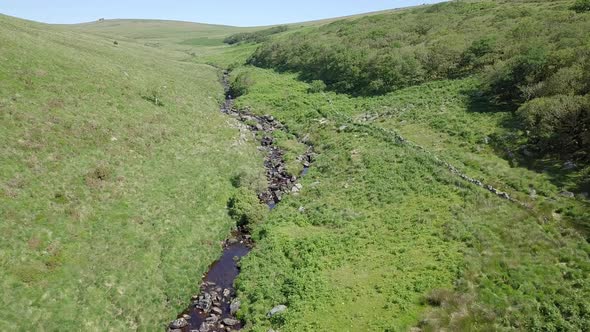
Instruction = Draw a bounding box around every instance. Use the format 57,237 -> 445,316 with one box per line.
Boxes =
0,14 -> 263,330
228,63 -> 590,332
2,0 -> 590,330
224,25 -> 288,45
248,0 -> 590,174
571,0 -> 590,12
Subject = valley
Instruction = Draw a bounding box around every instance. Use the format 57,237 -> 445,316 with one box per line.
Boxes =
1,1 -> 589,331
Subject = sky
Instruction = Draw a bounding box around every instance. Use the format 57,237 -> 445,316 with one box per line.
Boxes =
0,0 -> 446,26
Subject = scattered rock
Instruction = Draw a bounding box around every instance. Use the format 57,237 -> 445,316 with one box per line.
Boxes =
267,304 -> 287,317
182,314 -> 191,320
222,318 -> 240,326
230,299 -> 241,315
223,288 -> 231,297
169,318 -> 188,329
560,191 -> 575,198
195,293 -> 212,312
211,307 -> 223,315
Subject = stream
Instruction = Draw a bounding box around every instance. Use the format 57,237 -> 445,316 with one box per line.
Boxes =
166,71 -> 313,332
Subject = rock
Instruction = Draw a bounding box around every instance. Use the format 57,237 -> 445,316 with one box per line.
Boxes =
529,188 -> 537,198
295,183 -> 303,190
169,318 -> 188,329
230,299 -> 241,315
267,304 -> 287,317
211,307 -> 223,315
563,161 -> 577,170
338,125 -> 348,132
222,318 -> 239,326
560,191 -> 575,198
167,329 -> 182,332
182,314 -> 191,320
298,206 -> 305,213
223,288 -> 231,297
291,186 -> 300,193
195,293 -> 212,312
206,314 -> 219,323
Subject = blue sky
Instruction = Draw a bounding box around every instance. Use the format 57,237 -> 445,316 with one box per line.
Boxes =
0,0 -> 446,26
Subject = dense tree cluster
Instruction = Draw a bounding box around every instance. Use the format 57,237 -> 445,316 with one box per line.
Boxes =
247,0 -> 590,161
224,25 -> 288,45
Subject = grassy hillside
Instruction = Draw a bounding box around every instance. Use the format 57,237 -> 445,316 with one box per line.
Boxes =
226,65 -> 589,332
201,1 -> 590,330
248,0 -> 590,167
0,14 -> 263,330
2,0 -> 590,330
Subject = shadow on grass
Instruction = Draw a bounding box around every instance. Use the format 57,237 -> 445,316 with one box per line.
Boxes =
462,87 -> 590,191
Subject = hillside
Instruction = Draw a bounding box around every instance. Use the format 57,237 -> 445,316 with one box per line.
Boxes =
0,13 -> 263,330
218,1 -> 590,331
1,0 -> 590,331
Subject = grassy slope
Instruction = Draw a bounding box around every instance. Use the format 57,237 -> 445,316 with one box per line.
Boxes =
0,14 -> 263,330
227,65 -> 590,331
215,1 -> 590,324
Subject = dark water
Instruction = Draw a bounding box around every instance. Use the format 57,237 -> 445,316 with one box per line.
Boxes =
178,240 -> 251,332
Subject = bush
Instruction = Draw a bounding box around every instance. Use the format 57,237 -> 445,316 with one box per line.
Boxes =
229,72 -> 254,97
517,94 -> 590,159
571,0 -> 590,13
227,188 -> 267,230
308,80 -> 326,93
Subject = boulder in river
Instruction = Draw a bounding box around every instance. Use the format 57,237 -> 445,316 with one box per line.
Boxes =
267,304 -> 287,317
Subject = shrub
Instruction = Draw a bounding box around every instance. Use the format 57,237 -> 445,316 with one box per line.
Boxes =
230,72 -> 254,97
517,94 -> 590,159
227,188 -> 267,230
308,80 -> 327,93
571,0 -> 590,13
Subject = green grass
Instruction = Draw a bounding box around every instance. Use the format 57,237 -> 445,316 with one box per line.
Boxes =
224,66 -> 590,331
2,0 -> 590,330
0,14 -> 263,330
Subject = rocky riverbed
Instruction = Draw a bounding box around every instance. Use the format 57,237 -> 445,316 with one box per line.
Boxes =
166,72 -> 313,332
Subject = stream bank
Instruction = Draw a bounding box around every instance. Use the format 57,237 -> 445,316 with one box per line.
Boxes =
166,71 -> 313,332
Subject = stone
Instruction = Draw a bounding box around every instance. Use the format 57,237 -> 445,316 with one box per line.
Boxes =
560,191 -> 575,198
563,161 -> 577,170
168,329 -> 182,332
230,299 -> 241,315
223,288 -> 231,297
195,293 -> 212,312
182,314 -> 191,320
206,314 -> 219,323
169,318 -> 188,329
222,318 -> 239,326
267,304 -> 287,317
211,307 -> 223,315
291,186 -> 300,193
